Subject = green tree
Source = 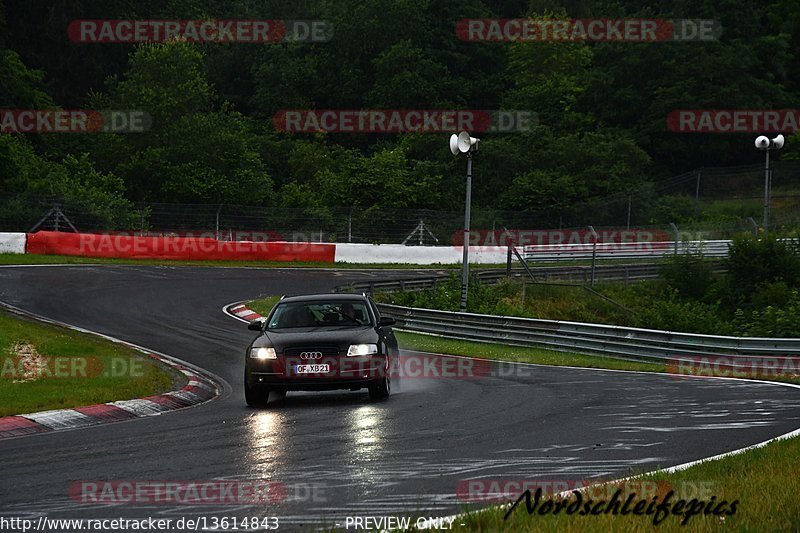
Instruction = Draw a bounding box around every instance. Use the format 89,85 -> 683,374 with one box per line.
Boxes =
0,48 -> 54,108
0,135 -> 133,230
87,42 -> 272,204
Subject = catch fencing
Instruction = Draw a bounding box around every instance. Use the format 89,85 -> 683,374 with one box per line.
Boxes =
4,159 -> 800,243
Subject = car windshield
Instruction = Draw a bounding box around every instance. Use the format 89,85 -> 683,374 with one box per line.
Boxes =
267,301 -> 372,328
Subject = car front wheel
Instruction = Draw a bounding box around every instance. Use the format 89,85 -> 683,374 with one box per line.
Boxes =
244,378 -> 270,407
368,373 -> 390,401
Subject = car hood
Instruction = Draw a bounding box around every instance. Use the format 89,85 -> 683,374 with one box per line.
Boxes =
253,326 -> 378,352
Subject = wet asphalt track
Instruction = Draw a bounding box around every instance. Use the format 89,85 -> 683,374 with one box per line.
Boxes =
1,265 -> 800,531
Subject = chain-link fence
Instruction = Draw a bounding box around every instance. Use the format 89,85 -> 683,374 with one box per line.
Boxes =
2,162 -> 799,243
2,201 -> 783,244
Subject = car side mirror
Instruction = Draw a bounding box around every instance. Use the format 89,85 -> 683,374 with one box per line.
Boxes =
247,320 -> 264,331
378,317 -> 396,327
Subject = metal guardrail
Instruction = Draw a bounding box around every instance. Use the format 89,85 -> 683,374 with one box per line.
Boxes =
377,304 -> 800,362
334,262 -> 726,294
522,240 -> 731,262
331,253 -> 797,363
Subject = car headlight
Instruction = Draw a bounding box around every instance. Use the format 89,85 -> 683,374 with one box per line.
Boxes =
250,347 -> 277,360
347,344 -> 378,357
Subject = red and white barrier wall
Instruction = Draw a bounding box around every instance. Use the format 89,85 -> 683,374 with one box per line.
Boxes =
1,231 -> 509,264
0,233 -> 26,254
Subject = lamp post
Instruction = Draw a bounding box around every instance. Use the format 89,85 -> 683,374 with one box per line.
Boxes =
755,134 -> 785,233
449,131 -> 480,312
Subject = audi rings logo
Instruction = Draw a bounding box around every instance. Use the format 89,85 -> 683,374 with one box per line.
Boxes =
300,351 -> 323,360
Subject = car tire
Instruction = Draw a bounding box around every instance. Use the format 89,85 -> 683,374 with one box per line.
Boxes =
245,380 -> 270,407
368,374 -> 390,401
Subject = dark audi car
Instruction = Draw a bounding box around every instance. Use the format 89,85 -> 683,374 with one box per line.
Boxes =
244,293 -> 398,406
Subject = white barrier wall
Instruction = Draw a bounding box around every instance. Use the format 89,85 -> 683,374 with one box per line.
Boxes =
334,243 -> 507,264
0,233 -> 26,254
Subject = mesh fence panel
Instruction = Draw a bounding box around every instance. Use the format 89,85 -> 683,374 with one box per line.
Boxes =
2,162 -> 799,242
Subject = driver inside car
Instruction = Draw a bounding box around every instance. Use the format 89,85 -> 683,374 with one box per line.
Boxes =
340,302 -> 362,324
283,305 -> 317,327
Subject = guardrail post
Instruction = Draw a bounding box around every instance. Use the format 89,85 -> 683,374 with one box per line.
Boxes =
215,204 -> 223,241
588,225 -> 598,288
694,169 -> 702,217
669,222 -> 679,255
348,207 -> 353,243
502,226 -> 515,278
747,217 -> 759,238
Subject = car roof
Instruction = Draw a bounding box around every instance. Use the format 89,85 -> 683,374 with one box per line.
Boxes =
278,293 -> 368,304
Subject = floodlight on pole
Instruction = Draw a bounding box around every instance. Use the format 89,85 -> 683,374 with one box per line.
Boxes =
449,131 -> 480,312
755,134 -> 784,233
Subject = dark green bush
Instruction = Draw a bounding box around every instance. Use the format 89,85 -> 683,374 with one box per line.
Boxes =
734,290 -> 800,337
374,273 -> 516,314
659,252 -> 713,299
630,289 -> 733,334
726,234 -> 800,299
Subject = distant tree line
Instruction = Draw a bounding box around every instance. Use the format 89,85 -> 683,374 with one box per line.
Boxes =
1,0 -> 799,230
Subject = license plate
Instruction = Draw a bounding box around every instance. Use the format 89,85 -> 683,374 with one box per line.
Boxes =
295,364 -> 330,374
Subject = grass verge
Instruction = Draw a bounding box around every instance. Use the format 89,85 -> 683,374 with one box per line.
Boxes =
247,296 -> 282,317
395,331 -> 664,373
0,309 -> 181,417
454,431 -> 800,532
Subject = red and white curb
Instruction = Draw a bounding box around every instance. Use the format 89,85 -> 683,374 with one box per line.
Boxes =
0,303 -> 221,441
228,303 -> 264,322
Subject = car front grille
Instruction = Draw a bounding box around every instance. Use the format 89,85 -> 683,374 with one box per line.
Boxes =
283,345 -> 341,358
